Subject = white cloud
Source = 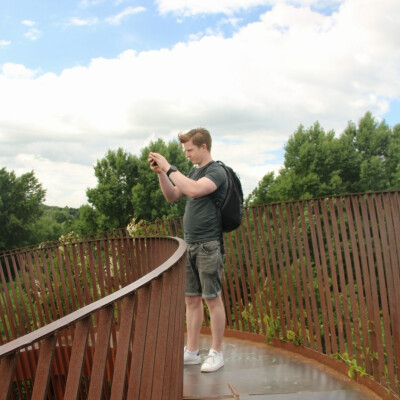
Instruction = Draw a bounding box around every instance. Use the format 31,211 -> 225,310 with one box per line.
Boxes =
1,62 -> 38,79
79,0 -> 105,8
1,0 -> 399,207
21,20 -> 42,41
156,0 -> 343,15
105,6 -> 146,25
24,28 -> 42,41
156,0 -> 269,15
22,20 -> 36,27
6,154 -> 97,208
0,40 -> 11,47
67,17 -> 99,26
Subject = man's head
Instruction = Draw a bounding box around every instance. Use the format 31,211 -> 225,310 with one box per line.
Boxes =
178,128 -> 212,151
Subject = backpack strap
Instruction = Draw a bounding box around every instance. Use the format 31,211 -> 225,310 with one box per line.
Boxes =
197,160 -> 226,252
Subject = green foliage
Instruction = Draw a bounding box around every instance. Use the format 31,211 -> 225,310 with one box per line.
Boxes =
80,139 -> 191,233
247,112 -> 400,205
131,139 -> 191,221
332,352 -> 369,378
0,168 -> 46,251
86,148 -> 140,231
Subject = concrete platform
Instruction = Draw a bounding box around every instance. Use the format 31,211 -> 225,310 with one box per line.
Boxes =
183,335 -> 379,400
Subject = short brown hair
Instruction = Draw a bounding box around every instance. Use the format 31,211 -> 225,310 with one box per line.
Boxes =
178,128 -> 212,151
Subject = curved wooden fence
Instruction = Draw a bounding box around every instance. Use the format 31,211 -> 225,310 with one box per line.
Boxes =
120,190 -> 400,399
0,236 -> 187,399
1,190 -> 399,399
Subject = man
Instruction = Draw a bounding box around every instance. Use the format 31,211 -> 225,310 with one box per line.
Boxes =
148,128 -> 227,373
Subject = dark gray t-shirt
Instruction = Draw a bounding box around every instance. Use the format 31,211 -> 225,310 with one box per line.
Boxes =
183,161 -> 228,243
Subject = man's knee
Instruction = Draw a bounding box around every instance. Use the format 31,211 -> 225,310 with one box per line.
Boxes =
204,295 -> 224,311
186,296 -> 202,308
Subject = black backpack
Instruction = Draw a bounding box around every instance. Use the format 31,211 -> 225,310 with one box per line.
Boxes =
205,161 -> 244,232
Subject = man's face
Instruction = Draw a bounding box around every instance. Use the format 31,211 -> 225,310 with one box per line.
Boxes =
183,139 -> 206,165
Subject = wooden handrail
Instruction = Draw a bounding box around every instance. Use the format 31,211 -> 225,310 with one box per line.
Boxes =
0,236 -> 187,400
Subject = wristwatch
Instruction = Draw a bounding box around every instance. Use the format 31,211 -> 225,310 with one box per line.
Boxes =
166,165 -> 178,177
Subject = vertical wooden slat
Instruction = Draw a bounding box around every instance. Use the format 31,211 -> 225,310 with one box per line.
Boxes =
255,207 -> 271,322
32,251 -> 52,325
110,294 -> 136,400
38,249 -> 59,323
351,196 -> 375,374
46,247 -> 67,318
330,198 -> 350,355
17,253 -> 40,332
234,227 -> 251,332
242,209 -> 260,333
31,334 -> 57,400
63,317 -> 91,400
0,353 -> 18,400
0,264 -> 13,341
87,305 -> 114,400
151,269 -> 173,400
302,201 -> 322,352
272,204 -> 292,333
265,205 -> 286,337
291,202 -> 313,347
249,207 -> 266,334
374,194 -> 397,389
383,192 -> 400,387
260,205 -> 279,333
346,196 -> 368,366
159,265 -> 180,400
126,285 -> 151,400
358,195 -> 385,382
285,203 -> 305,341
319,199 -> 339,354
226,231 -> 246,331
139,278 -> 163,399
279,204 -> 298,336
2,257 -> 25,338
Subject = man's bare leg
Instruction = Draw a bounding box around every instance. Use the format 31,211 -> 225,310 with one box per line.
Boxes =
185,296 -> 203,351
204,295 -> 225,352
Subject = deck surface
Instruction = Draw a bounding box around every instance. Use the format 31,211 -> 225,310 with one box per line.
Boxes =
183,335 -> 379,399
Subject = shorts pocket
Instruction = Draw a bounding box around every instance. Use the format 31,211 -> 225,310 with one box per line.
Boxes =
201,241 -> 220,254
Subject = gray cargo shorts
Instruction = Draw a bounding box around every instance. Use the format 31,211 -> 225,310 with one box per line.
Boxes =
185,240 -> 224,299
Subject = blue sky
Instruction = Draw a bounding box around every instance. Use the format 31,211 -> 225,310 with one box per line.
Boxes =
1,0 -> 399,207
1,1 -> 270,73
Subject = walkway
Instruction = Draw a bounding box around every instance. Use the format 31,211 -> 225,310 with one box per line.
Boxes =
183,335 -> 379,400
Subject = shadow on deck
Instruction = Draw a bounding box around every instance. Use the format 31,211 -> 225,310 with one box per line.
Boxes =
183,335 -> 379,400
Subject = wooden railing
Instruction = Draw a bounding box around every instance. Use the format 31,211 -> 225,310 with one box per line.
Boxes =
120,190 -> 400,399
0,236 -> 187,399
220,190 -> 400,399
1,190 -> 399,399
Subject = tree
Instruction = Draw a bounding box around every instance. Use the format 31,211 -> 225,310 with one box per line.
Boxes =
343,112 -> 392,192
247,112 -> 400,206
0,168 -> 46,251
131,139 -> 192,221
271,122 -> 345,201
82,139 -> 192,232
86,148 -> 140,231
387,124 -> 400,188
245,172 -> 275,206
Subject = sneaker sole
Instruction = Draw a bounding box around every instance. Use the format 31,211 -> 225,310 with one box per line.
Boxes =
201,363 -> 224,372
184,359 -> 201,365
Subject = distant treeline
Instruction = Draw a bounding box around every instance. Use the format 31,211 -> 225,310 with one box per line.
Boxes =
1,111 -> 399,252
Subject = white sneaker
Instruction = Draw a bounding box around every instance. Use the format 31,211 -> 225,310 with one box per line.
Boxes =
184,347 -> 201,365
201,349 -> 224,372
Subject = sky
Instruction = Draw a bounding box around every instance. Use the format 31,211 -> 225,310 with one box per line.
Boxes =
0,0 -> 399,208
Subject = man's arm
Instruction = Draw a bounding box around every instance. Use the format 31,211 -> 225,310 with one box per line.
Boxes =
149,152 -> 217,201
157,171 -> 185,202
